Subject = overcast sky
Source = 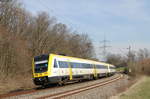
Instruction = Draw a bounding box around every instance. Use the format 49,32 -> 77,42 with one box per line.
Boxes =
22,0 -> 150,59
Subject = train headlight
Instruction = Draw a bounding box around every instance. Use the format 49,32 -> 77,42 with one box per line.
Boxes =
35,74 -> 38,76
39,73 -> 42,76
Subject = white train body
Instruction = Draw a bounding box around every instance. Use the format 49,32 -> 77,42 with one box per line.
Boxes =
32,54 -> 116,86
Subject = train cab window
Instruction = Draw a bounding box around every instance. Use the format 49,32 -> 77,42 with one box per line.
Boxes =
54,59 -> 58,68
34,62 -> 48,73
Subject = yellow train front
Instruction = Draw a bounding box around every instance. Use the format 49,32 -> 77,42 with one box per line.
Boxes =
32,54 -> 116,86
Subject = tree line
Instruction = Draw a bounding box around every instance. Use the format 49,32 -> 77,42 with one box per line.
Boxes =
106,48 -> 150,76
0,0 -> 94,79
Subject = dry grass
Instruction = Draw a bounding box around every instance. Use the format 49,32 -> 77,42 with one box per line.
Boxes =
0,75 -> 35,95
110,75 -> 137,99
119,76 -> 150,99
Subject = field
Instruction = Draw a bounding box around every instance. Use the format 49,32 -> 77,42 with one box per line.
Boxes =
120,76 -> 150,99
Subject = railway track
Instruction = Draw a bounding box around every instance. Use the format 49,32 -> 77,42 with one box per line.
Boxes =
0,74 -> 123,99
38,74 -> 123,99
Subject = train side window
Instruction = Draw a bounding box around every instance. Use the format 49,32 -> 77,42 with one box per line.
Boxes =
86,64 -> 89,68
101,65 -> 104,69
58,61 -> 63,68
59,61 -> 68,68
61,62 -> 64,68
72,62 -> 75,68
83,63 -> 86,68
93,64 -> 95,68
96,65 -> 98,68
97,65 -> 99,68
103,65 -> 107,69
64,62 -> 68,68
90,64 -> 92,68
62,62 -> 64,68
82,63 -> 86,68
80,63 -> 82,68
54,59 -> 58,68
96,65 -> 99,68
96,65 -> 106,69
80,63 -> 83,68
78,63 -> 81,68
72,62 -> 76,68
67,62 -> 71,68
74,63 -> 78,68
89,64 -> 91,68
69,62 -> 73,68
79,63 -> 82,68
72,63 -> 77,68
76,63 -> 79,68
85,64 -> 88,68
87,64 -> 91,68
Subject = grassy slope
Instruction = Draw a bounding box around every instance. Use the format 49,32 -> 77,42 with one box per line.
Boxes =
120,76 -> 150,99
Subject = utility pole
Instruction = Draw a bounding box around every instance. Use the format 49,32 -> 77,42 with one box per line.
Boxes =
127,45 -> 131,61
99,36 -> 111,61
127,45 -> 132,73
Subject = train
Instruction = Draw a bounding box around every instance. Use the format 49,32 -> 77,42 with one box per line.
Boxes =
32,54 -> 116,86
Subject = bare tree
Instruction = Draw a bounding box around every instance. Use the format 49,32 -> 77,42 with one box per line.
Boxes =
137,48 -> 150,61
0,0 -> 94,84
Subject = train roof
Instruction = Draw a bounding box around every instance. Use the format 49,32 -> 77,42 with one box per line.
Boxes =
50,53 -> 114,66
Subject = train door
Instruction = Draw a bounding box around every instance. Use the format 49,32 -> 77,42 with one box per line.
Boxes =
93,64 -> 97,78
67,60 -> 73,80
57,59 -> 68,77
107,64 -> 110,76
53,59 -> 60,77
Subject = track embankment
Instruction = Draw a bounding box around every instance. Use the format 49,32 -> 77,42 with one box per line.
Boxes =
0,74 -> 131,99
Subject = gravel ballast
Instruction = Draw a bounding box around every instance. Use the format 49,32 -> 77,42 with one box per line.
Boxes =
4,74 -> 132,99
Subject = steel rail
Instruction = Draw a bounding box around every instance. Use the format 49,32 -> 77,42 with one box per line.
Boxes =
38,74 -> 123,99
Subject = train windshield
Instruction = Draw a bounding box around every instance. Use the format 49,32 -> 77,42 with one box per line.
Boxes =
34,62 -> 48,73
34,54 -> 49,73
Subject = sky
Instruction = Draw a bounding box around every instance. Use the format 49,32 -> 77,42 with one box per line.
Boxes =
21,0 -> 150,59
